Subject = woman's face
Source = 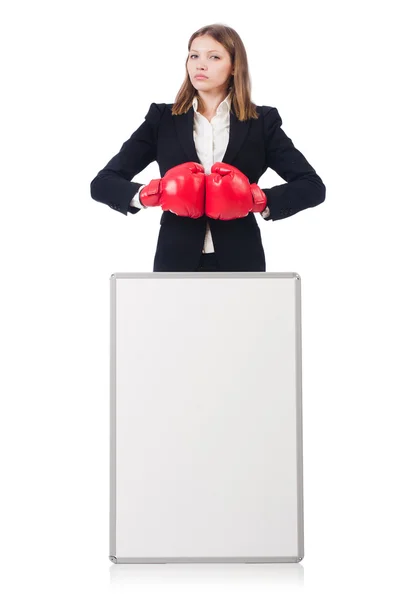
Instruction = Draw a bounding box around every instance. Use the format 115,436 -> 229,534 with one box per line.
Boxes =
187,35 -> 234,95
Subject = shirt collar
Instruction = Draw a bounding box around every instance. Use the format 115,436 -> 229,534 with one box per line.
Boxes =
192,92 -> 232,115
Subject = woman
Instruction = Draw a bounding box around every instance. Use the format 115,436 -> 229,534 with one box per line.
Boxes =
90,24 -> 326,272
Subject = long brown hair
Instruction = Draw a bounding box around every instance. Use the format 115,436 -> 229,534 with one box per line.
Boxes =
172,24 -> 259,121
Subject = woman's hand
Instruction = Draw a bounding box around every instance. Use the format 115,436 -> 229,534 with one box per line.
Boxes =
139,162 -> 206,218
205,162 -> 267,220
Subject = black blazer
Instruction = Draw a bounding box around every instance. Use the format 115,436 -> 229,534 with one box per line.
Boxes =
90,102 -> 326,271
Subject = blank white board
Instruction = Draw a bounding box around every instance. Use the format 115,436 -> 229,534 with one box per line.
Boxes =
109,272 -> 304,563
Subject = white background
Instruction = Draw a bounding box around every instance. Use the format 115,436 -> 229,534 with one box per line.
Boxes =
1,0 -> 396,598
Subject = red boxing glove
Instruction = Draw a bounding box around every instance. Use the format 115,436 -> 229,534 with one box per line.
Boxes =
205,162 -> 267,220
139,162 -> 205,218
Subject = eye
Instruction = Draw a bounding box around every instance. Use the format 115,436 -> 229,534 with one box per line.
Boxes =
190,55 -> 220,59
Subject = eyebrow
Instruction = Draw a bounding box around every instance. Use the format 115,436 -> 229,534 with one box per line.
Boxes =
190,49 -> 222,53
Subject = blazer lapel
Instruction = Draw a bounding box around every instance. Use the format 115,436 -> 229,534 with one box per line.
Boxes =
172,105 -> 251,167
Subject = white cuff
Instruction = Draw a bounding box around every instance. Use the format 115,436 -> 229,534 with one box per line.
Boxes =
130,184 -> 147,208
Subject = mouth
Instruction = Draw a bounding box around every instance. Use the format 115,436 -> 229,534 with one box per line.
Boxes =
195,75 -> 208,79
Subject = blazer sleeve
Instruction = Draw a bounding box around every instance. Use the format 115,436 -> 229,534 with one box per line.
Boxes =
90,103 -> 164,215
260,107 -> 326,221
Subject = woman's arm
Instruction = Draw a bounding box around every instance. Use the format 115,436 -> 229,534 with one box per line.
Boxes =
90,103 -> 165,215
260,107 -> 326,220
